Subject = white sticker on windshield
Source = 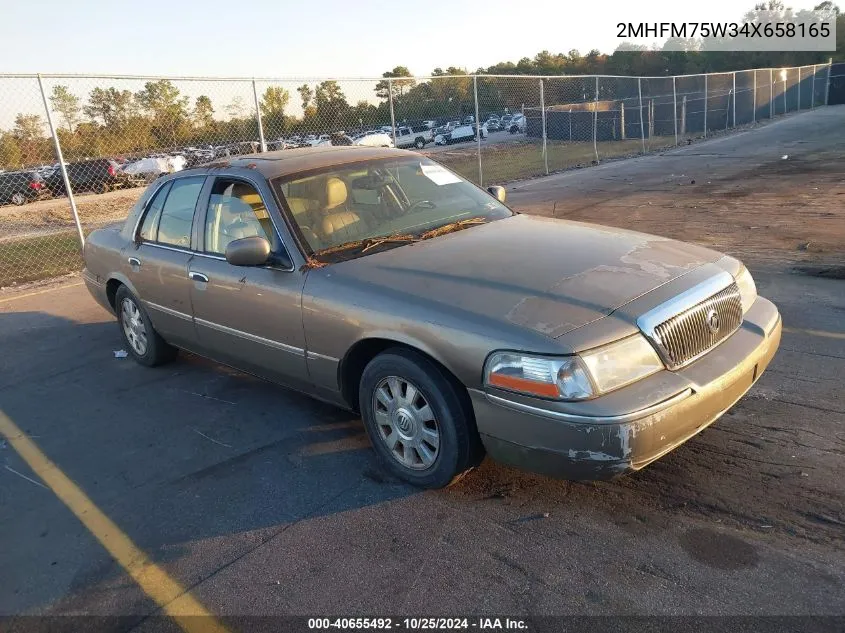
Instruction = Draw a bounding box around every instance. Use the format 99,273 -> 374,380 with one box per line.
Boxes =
420,163 -> 461,186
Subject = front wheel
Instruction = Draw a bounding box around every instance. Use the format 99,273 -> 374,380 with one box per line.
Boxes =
11,192 -> 25,206
359,348 -> 481,488
414,138 -> 425,149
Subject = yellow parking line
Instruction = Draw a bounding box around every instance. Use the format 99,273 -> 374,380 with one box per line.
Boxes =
0,409 -> 228,633
783,326 -> 845,340
0,282 -> 83,305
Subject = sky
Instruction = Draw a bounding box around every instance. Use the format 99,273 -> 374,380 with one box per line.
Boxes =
0,0 -> 828,78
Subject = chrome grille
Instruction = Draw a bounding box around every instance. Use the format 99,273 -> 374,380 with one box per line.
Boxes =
650,283 -> 743,369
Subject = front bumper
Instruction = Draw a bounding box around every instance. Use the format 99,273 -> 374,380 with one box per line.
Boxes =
471,296 -> 782,480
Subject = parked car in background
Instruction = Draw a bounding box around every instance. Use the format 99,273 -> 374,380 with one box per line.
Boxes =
435,122 -> 487,145
393,125 -> 433,149
352,132 -> 394,148
122,155 -> 187,183
508,114 -> 527,134
81,146 -> 781,489
499,114 -> 514,131
0,170 -> 51,206
485,117 -> 501,131
45,158 -> 128,195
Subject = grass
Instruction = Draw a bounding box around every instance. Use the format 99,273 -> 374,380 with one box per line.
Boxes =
436,138 -> 674,184
0,232 -> 84,287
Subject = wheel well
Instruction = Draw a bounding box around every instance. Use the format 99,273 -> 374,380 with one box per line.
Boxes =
339,338 -> 472,418
105,278 -> 123,310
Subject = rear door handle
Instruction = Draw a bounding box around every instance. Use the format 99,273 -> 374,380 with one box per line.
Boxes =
127,257 -> 141,267
188,271 -> 209,283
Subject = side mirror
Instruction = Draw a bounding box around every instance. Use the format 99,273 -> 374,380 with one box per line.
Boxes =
225,236 -> 271,266
487,185 -> 506,203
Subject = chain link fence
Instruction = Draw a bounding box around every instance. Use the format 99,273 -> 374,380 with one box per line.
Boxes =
0,64 -> 834,287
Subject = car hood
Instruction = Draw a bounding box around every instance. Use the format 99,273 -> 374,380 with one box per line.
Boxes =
325,214 -> 723,339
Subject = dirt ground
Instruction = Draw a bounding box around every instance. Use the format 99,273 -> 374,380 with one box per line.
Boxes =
507,107 -> 845,271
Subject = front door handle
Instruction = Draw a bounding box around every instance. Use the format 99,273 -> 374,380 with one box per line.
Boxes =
127,257 -> 141,268
188,271 -> 209,283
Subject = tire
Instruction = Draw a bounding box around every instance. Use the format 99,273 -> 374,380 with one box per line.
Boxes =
414,138 -> 425,149
359,348 -> 481,488
115,285 -> 178,367
11,192 -> 25,206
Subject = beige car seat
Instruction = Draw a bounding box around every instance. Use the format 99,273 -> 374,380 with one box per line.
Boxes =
320,177 -> 362,244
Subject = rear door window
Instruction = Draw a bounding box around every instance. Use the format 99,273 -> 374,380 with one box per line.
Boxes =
156,176 -> 205,248
138,181 -> 172,242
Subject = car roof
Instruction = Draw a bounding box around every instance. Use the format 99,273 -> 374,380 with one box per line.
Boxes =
205,146 -> 410,179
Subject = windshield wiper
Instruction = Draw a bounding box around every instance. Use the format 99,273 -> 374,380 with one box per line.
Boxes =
419,216 -> 487,240
310,233 -> 418,258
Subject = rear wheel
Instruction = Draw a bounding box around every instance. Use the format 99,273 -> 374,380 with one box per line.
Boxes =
359,348 -> 481,488
414,138 -> 425,149
11,192 -> 25,206
115,286 -> 178,367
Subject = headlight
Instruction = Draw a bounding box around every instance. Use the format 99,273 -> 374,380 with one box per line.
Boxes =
735,265 -> 757,314
484,335 -> 663,401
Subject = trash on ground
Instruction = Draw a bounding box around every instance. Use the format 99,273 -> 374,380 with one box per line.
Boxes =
113,350 -> 129,358
782,155 -> 789,159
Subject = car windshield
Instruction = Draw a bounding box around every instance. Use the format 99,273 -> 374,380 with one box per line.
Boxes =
273,156 -> 512,260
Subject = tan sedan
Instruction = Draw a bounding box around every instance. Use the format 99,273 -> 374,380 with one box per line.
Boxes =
82,147 -> 781,488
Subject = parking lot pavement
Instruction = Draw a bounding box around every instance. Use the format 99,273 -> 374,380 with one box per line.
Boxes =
1,109 -> 844,625
0,271 -> 843,622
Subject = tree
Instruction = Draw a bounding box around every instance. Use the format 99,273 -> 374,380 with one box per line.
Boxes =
13,114 -> 45,142
83,87 -> 135,127
375,66 -> 416,100
193,95 -> 215,128
226,96 -> 247,120
260,86 -> 290,135
0,133 -> 23,169
260,86 -> 289,116
135,80 -> 189,144
314,80 -> 350,129
297,84 -> 314,112
11,114 -> 49,164
49,85 -> 81,132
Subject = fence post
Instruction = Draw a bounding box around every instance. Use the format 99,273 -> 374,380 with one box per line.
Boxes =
473,75 -> 482,186
703,74 -> 708,137
620,102 -> 626,140
725,92 -> 730,130
38,74 -> 85,248
539,78 -> 548,176
811,64 -> 816,108
732,72 -> 736,127
770,68 -> 774,118
593,76 -> 599,162
648,99 -> 654,138
753,71 -> 757,123
783,71 -> 787,114
388,78 -> 397,149
824,58 -> 832,106
681,95 -> 687,137
637,78 -> 645,153
252,79 -> 267,152
569,108 -> 572,141
672,76 -> 678,145
797,67 -> 801,111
